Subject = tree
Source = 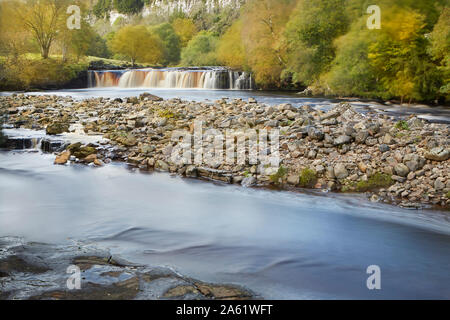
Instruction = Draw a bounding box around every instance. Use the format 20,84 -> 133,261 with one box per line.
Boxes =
70,22 -> 98,61
240,0 -> 295,88
180,31 -> 219,66
367,7 -> 429,103
0,1 -> 31,59
113,0 -> 144,14
325,20 -> 380,98
15,0 -> 68,59
109,25 -> 164,66
172,18 -> 197,47
284,0 -> 349,86
93,0 -> 112,19
150,23 -> 181,65
429,7 -> 450,99
217,20 -> 246,70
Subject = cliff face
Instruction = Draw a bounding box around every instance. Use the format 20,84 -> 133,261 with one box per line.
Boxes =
144,0 -> 245,16
107,0 -> 245,24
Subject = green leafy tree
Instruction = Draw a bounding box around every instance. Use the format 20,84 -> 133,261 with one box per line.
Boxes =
93,0 -> 112,18
284,0 -> 349,86
180,31 -> 219,66
113,0 -> 144,14
428,7 -> 450,99
150,23 -> 181,65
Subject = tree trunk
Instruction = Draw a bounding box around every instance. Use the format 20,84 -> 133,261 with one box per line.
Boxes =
41,45 -> 50,59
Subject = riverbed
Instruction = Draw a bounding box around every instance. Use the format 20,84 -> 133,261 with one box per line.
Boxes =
0,150 -> 449,299
1,88 -> 449,124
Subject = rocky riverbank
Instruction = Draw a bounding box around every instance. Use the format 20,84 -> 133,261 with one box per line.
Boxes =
0,93 -> 449,210
0,237 -> 254,300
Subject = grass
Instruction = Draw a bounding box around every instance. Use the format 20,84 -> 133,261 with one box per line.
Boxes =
395,120 -> 410,131
298,168 -> 317,188
447,191 -> 450,199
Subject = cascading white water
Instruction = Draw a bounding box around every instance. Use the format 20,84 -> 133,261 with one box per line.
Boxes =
89,68 -> 254,90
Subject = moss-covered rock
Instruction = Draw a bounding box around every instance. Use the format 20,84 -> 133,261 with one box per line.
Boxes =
73,146 -> 97,159
354,173 -> 394,192
46,122 -> 69,135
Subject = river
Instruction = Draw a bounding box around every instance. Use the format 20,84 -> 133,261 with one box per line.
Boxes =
0,150 -> 449,299
0,88 -> 449,300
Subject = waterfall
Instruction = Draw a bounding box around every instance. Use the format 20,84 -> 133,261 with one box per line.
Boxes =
88,68 -> 254,90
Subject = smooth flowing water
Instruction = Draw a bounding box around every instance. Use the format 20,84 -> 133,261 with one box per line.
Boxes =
0,151 -> 449,299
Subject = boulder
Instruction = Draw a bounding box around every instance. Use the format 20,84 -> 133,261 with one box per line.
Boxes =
394,163 -> 410,177
334,135 -> 352,146
46,123 -> 69,135
334,163 -> 348,180
308,127 -> 324,141
54,151 -> 71,165
424,147 -> 450,161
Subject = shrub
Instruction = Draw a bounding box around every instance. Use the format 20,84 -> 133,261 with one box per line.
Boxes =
298,168 -> 317,188
395,120 -> 410,131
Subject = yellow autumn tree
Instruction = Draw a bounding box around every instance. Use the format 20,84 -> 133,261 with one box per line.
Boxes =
109,25 -> 164,66
172,18 -> 197,47
368,7 -> 427,103
217,20 -> 246,70
240,0 -> 296,88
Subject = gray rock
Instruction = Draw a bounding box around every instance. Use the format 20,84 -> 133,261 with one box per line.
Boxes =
334,135 -> 352,146
266,120 -> 279,128
308,127 -> 324,141
383,134 -> 395,145
334,163 -> 349,180
185,165 -> 198,178
241,176 -> 256,188
379,144 -> 390,153
155,160 -> 169,172
424,147 -> 450,161
434,177 -> 445,191
392,175 -> 406,183
287,174 -> 300,185
394,163 -> 410,177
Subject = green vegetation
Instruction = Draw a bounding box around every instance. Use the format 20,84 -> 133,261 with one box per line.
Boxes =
0,0 -> 448,102
181,31 -> 219,66
113,0 -> 144,15
354,173 -> 394,192
157,109 -> 176,119
446,191 -> 450,199
298,168 -> 318,188
395,120 -> 410,131
270,166 -> 288,185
